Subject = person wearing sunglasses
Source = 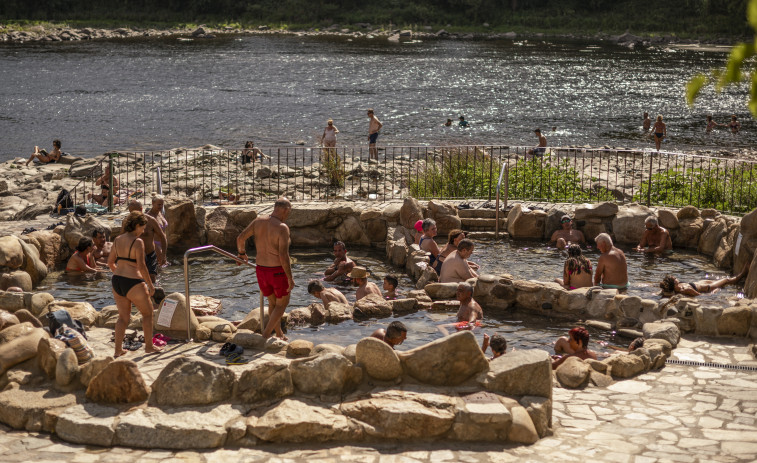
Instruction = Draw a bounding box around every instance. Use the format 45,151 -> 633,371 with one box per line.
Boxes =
635,216 -> 672,254
550,215 -> 585,250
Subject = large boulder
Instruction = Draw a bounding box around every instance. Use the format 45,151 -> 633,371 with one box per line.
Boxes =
427,200 -> 461,234
574,202 -> 619,220
611,205 -> 653,245
151,358 -> 236,406
0,328 -> 47,374
154,293 -> 199,339
399,197 -> 424,230
55,348 -> 79,387
400,331 -> 488,386
62,214 -> 108,251
0,197 -> 31,221
506,204 -> 546,240
23,231 -> 64,269
0,321 -> 35,344
642,321 -> 681,348
424,282 -> 459,300
86,359 -> 150,404
17,238 -> 47,285
677,206 -> 700,220
236,359 -> 294,403
674,217 -> 704,249
603,353 -> 646,378
0,236 -> 24,269
355,337 -> 402,381
657,209 -> 679,230
37,336 -> 68,379
554,356 -> 590,388
0,310 -> 19,330
289,353 -> 359,396
0,271 -> 32,292
325,301 -> 353,323
205,206 -> 247,249
353,293 -> 392,319
717,306 -> 752,337
46,300 -> 98,327
334,215 -> 370,246
698,217 -> 727,257
478,349 -> 552,399
248,399 -> 364,443
712,223 -> 738,269
0,387 -> 79,433
165,198 -> 201,251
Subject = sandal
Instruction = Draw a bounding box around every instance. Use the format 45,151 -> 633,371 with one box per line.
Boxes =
226,352 -> 249,365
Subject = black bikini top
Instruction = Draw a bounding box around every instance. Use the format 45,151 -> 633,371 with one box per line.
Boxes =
116,238 -> 138,263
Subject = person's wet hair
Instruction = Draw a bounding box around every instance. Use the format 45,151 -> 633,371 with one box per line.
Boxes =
307,280 -> 324,294
333,241 -> 346,251
566,244 -> 591,275
629,337 -> 645,351
660,275 -> 677,292
123,211 -> 147,233
569,327 -> 590,348
490,334 -> 507,354
384,274 -> 398,289
76,237 -> 92,253
274,197 -> 291,210
386,321 -> 407,339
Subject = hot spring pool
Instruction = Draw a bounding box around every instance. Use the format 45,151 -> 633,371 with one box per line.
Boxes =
38,240 -> 743,353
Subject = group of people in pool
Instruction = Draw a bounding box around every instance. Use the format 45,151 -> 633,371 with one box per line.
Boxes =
642,112 -> 743,152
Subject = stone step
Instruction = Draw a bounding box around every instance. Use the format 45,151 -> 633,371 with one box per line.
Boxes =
461,217 -> 507,229
458,208 -> 501,219
466,231 -> 508,240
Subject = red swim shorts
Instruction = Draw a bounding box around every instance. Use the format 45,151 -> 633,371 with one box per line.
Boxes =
255,265 -> 290,298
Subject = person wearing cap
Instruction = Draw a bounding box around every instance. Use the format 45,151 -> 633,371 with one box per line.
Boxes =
413,219 -> 423,245
527,128 -> 547,156
550,215 -> 586,250
324,241 -> 356,283
349,266 -> 382,301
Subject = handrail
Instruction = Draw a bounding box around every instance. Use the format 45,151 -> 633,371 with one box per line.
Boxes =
494,161 -> 509,239
182,245 -> 262,341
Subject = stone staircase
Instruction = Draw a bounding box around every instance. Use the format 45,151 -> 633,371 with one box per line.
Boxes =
459,208 -> 507,233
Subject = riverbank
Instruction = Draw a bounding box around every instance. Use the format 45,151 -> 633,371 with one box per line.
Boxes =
0,22 -> 743,48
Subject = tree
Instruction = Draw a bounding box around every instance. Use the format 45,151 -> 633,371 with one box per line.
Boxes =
686,0 -> 757,115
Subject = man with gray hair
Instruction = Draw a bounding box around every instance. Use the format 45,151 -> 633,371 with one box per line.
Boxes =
439,239 -> 478,283
635,216 -> 672,254
594,233 -> 628,290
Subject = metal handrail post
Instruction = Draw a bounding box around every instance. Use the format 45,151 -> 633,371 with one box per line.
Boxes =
183,245 -> 258,341
108,155 -> 114,212
494,162 -> 509,239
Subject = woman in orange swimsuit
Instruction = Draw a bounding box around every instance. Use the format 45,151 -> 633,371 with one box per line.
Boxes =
65,237 -> 99,273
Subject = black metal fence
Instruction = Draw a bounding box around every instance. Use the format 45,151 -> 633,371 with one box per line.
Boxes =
67,145 -> 757,215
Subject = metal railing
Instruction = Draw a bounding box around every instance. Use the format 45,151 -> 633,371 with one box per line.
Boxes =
495,162 -> 509,239
182,245 -> 263,341
65,145 -> 757,215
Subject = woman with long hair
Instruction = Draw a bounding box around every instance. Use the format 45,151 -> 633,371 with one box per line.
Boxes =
555,244 -> 593,289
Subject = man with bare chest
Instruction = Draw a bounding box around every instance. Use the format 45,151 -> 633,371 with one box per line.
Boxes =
635,216 -> 672,254
237,197 -> 295,340
550,215 -> 586,250
127,200 -> 167,283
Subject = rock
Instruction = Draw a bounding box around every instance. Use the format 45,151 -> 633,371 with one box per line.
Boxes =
400,331 -> 488,386
555,356 -> 590,388
343,344 -> 357,363
657,209 -> 679,229
519,396 -> 552,438
154,293 -> 199,338
674,217 -> 704,249
427,200 -> 461,233
0,291 -> 25,312
642,321 -> 680,348
698,217 -> 727,256
13,202 -> 52,221
450,391 -> 512,441
574,202 -> 619,219
287,339 -> 314,357
55,348 -> 79,387
508,405 -> 539,444
37,336 -> 67,379
0,271 -> 32,292
313,343 -> 345,356
478,349 -> 552,399
29,292 -> 54,317
24,230 -> 64,270
0,321 -> 35,344
0,388 -> 79,433
387,239 -> 408,266
236,359 -> 294,403
325,301 -> 353,323
290,353 -> 356,396
0,310 -> 20,330
287,307 -> 312,326
115,404 -> 242,449
80,356 -> 113,387
390,298 -> 417,313
165,198 -> 201,251
353,293 -> 392,319
13,309 -> 41,328
17,238 -> 48,285
589,370 -> 614,387
717,306 -> 751,337
86,359 -> 149,404
712,224 -> 738,268
205,207 -> 246,249
62,214 -> 108,251
203,319 -> 236,342
677,205 -> 700,220
68,159 -> 101,178
0,328 -> 47,373
151,358 -> 235,406
46,300 -> 97,327
507,204 -> 547,239
55,403 -> 118,446
603,353 -> 646,378
586,320 -> 613,331
248,398 -> 363,443
355,337 -> 402,381
265,337 -> 288,353
335,215 -> 370,245
424,282 -> 459,300
341,395 -> 455,439
0,236 -> 24,269
612,205 -> 654,245
229,329 -> 266,350
399,197 -> 423,229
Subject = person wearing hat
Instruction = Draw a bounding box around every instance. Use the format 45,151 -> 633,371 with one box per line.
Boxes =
413,219 -> 424,245
550,215 -> 585,250
349,266 -> 381,301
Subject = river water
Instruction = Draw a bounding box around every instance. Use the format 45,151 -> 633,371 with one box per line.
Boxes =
0,34 -> 752,161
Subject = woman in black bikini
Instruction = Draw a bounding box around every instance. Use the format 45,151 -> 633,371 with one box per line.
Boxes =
652,115 -> 666,152
729,115 -> 741,134
660,264 -> 749,297
107,211 -> 159,357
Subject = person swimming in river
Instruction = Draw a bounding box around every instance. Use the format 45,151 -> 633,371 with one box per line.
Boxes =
383,274 -> 399,300
660,263 -> 749,297
324,241 -> 356,283
729,115 -> 741,134
706,115 -> 724,133
554,244 -> 593,290
481,333 -> 507,360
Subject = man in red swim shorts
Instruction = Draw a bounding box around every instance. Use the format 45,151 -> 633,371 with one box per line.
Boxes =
236,197 -> 295,340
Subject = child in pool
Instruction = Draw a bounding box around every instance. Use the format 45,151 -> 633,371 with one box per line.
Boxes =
481,333 -> 507,360
383,274 -> 399,300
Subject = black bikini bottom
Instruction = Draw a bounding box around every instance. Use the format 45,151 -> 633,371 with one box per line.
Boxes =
112,275 -> 144,297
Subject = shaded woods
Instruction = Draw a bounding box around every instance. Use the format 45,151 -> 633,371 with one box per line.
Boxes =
0,0 -> 752,37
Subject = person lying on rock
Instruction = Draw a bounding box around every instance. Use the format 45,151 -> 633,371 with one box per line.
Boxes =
349,266 -> 382,301
307,280 -> 348,309
439,239 -> 478,283
550,215 -> 585,250
26,138 -> 62,166
65,237 -> 100,273
635,216 -> 672,254
552,327 -> 598,369
91,227 -> 112,265
324,241 -> 356,283
555,244 -> 593,290
594,233 -> 628,290
481,333 -> 507,360
383,274 -> 399,300
371,320 -> 408,349
659,263 -> 749,297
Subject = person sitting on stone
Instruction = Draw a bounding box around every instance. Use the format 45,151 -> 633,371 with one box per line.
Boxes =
439,239 -> 478,283
324,241 -> 356,283
65,237 -> 99,273
481,333 -> 507,360
349,266 -> 381,301
439,229 -> 479,271
635,216 -> 672,254
527,128 -> 547,156
91,165 -> 120,206
383,274 -> 399,300
594,233 -> 628,290
371,320 -> 408,349
550,215 -> 585,250
91,227 -> 112,265
555,244 -> 593,290
419,218 -> 443,273
552,327 -> 598,369
26,139 -> 62,166
307,280 -> 348,309
660,263 -> 749,297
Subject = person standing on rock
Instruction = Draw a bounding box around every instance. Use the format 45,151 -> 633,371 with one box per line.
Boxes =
594,233 -> 628,290
127,200 -> 167,284
367,108 -> 382,160
108,211 -> 160,357
236,197 -> 294,340
307,280 -> 348,310
635,216 -> 672,254
320,119 -> 339,160
26,139 -> 62,166
324,241 -> 356,283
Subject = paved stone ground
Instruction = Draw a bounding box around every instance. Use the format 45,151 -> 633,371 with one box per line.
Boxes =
1,335 -> 756,462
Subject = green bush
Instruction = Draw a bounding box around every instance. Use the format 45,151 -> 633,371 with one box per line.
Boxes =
506,156 -> 615,203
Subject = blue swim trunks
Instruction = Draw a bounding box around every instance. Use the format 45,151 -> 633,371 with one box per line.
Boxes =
369,132 -> 379,144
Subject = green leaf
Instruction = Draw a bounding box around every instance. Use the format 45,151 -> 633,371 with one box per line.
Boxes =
750,73 -> 757,116
686,74 -> 708,106
749,0 -> 757,30
718,43 -> 755,90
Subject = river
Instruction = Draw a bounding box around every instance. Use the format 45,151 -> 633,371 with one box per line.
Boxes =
0,34 -> 751,161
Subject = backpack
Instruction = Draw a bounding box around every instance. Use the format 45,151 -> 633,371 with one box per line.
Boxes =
46,309 -> 87,339
55,189 -> 74,209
